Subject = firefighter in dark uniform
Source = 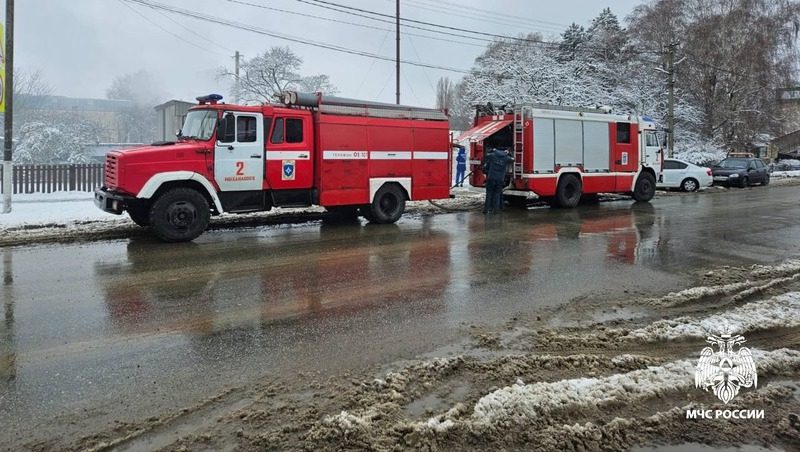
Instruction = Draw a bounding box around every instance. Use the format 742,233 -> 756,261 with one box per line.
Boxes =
483,148 -> 513,214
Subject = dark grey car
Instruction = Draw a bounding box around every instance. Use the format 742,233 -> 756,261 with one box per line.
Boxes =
711,158 -> 770,188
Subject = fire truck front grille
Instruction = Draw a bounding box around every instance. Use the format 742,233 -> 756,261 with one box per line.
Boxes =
104,154 -> 118,188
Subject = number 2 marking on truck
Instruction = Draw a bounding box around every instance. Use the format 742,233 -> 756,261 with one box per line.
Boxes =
235,161 -> 245,175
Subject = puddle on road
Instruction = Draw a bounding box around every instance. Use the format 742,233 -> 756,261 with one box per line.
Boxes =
403,381 -> 471,419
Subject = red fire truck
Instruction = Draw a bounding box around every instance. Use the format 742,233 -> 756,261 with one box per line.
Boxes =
460,103 -> 663,206
95,92 -> 452,242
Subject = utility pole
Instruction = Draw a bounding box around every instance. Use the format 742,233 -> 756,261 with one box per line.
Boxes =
666,41 -> 676,158
395,0 -> 400,105
2,0 -> 14,214
233,50 -> 241,104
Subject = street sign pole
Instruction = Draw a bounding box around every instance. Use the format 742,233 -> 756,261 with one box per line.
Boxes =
1,0 -> 14,213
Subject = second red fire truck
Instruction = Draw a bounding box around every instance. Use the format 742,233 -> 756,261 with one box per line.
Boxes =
459,103 -> 663,206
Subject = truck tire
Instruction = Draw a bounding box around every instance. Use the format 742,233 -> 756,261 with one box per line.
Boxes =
368,184 -> 406,224
632,172 -> 656,202
554,174 -> 582,208
127,203 -> 150,227
149,187 -> 210,242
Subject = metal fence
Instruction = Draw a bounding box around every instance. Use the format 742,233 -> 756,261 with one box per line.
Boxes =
0,163 -> 104,194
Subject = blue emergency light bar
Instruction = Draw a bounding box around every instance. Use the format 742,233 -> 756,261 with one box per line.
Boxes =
196,94 -> 223,105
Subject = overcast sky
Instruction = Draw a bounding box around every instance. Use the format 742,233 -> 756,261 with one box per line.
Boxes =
15,0 -> 644,107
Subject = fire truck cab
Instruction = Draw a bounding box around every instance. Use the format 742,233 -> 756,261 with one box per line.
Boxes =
460,103 -> 663,206
95,92 -> 451,242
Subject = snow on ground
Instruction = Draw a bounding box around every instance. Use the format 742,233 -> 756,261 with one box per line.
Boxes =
418,348 -> 800,431
771,170 -> 800,178
751,259 -> 800,278
645,281 -> 753,307
0,190 -> 485,231
0,191 -> 123,230
628,292 -> 800,341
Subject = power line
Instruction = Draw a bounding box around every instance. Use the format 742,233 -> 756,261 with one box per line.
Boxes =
119,0 -> 670,88
399,0 -> 565,35
409,0 -> 569,30
297,0 -> 664,56
117,0 -> 228,57
149,3 -> 235,53
225,0 -> 486,48
406,35 -> 436,92
356,30 -> 392,93
291,0 -> 506,45
298,0 -> 564,49
121,0 -> 475,74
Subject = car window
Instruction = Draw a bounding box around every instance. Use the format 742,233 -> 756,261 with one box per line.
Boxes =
675,161 -> 688,170
663,160 -> 678,170
720,159 -> 748,168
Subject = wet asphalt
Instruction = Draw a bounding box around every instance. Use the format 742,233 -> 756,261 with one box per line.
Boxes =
1,185 -> 799,447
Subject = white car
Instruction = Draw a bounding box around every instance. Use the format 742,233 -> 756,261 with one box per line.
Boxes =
657,158 -> 713,192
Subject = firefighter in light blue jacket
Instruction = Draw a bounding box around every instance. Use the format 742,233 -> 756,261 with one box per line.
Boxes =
454,145 -> 467,187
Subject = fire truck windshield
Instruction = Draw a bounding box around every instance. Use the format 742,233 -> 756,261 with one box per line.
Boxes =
180,110 -> 217,140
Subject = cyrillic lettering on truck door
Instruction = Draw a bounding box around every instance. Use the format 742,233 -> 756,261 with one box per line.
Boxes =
215,111 -> 264,192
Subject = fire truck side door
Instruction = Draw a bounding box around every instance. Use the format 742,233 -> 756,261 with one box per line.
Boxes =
266,115 -> 312,189
642,130 -> 661,169
214,112 -> 264,192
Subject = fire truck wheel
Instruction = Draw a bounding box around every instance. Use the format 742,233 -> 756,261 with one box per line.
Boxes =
369,184 -> 406,224
555,174 -> 582,208
127,204 -> 150,227
149,188 -> 210,242
632,172 -> 656,202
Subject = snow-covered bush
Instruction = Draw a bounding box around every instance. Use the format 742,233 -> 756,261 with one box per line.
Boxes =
14,120 -> 95,164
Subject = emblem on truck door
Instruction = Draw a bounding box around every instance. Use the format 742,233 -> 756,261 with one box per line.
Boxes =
282,160 -> 296,181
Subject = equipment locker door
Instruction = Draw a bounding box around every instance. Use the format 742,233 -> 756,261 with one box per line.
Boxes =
266,116 -> 313,189
215,112 -> 264,192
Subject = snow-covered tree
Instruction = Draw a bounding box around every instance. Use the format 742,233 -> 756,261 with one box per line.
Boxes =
628,0 -> 800,152
586,8 -> 627,63
558,23 -> 588,61
460,35 -> 615,108
222,46 -> 337,103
